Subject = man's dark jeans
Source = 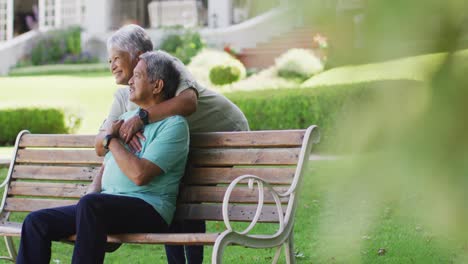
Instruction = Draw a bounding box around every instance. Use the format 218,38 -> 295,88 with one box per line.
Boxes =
17,193 -> 168,264
165,220 -> 206,264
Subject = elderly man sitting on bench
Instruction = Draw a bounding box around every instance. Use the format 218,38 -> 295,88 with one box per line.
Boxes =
16,51 -> 189,264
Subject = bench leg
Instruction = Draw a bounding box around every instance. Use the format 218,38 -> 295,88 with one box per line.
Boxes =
0,236 -> 17,262
283,232 -> 295,264
212,231 -> 233,264
272,245 -> 282,264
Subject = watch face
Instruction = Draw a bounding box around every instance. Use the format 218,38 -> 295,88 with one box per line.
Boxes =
138,110 -> 148,119
139,109 -> 149,124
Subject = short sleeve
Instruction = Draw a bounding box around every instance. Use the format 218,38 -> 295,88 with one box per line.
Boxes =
172,56 -> 200,97
141,117 -> 189,173
99,89 -> 128,131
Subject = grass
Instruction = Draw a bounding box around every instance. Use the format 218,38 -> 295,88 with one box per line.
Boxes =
302,49 -> 468,87
9,63 -> 109,77
0,147 -> 12,159
0,161 -> 465,263
0,73 -> 116,134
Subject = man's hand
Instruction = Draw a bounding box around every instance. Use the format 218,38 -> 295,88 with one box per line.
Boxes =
106,119 -> 124,138
126,131 -> 145,153
85,184 -> 101,195
119,115 -> 145,143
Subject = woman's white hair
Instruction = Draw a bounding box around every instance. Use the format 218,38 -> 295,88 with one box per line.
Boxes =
107,24 -> 153,59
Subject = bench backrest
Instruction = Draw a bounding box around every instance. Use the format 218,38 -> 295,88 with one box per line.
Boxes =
1,128 -> 319,226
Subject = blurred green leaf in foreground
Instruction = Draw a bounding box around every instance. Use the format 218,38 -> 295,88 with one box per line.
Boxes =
293,0 -> 468,262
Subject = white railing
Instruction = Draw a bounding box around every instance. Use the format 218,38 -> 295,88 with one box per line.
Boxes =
0,0 -> 13,42
0,30 -> 40,75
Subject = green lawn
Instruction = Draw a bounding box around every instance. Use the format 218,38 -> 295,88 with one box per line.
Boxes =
0,147 -> 12,159
0,161 -> 464,263
0,73 -> 116,134
302,49 -> 468,87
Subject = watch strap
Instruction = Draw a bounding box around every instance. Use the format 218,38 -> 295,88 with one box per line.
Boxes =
103,134 -> 113,150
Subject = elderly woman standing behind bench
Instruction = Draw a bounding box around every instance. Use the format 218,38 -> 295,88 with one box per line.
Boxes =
17,51 -> 189,264
95,24 -> 249,264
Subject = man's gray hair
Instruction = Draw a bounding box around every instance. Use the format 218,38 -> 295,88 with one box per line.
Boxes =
139,51 -> 180,100
107,24 -> 153,59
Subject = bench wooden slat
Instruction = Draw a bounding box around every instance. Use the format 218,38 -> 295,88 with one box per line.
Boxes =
86,233 -> 219,245
9,182 -> 88,198
175,204 -> 283,222
0,223 -> 219,245
18,130 -> 305,149
12,165 -> 100,181
0,222 -> 22,237
16,149 -> 103,165
179,186 -> 289,203
19,134 -> 95,148
190,130 -> 305,148
184,167 -> 295,185
190,148 -> 301,166
4,198 -> 78,212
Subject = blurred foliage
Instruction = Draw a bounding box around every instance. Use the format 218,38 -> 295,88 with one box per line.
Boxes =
209,65 -> 241,85
0,108 -> 81,146
158,30 -> 204,64
292,0 -> 468,66
17,26 -> 98,67
287,0 -> 468,261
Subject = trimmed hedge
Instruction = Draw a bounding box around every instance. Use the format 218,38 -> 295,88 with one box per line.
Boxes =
0,108 -> 79,145
226,80 -> 423,151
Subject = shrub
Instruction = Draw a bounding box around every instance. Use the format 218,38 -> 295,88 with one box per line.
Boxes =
158,30 -> 204,64
188,49 -> 246,86
0,108 -> 81,145
275,49 -> 324,80
209,65 -> 241,85
226,80 -> 423,152
21,26 -> 97,67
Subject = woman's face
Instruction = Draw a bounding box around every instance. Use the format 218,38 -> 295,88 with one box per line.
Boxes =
108,48 -> 138,85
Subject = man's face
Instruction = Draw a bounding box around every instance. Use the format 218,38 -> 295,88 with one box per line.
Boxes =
108,48 -> 138,85
128,60 -> 153,104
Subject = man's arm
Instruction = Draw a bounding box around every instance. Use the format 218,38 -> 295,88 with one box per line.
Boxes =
148,88 -> 198,122
95,132 -> 108,156
86,165 -> 104,194
119,88 -> 197,143
107,120 -> 163,186
95,89 -> 128,156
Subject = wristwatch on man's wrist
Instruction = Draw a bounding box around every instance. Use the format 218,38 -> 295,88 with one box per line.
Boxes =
102,134 -> 114,150
138,108 -> 149,125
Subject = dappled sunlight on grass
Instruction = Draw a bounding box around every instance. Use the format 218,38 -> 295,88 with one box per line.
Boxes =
0,75 -> 117,134
301,51 -> 453,87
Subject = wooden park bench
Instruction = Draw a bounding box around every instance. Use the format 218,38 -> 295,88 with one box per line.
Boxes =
0,126 -> 319,263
